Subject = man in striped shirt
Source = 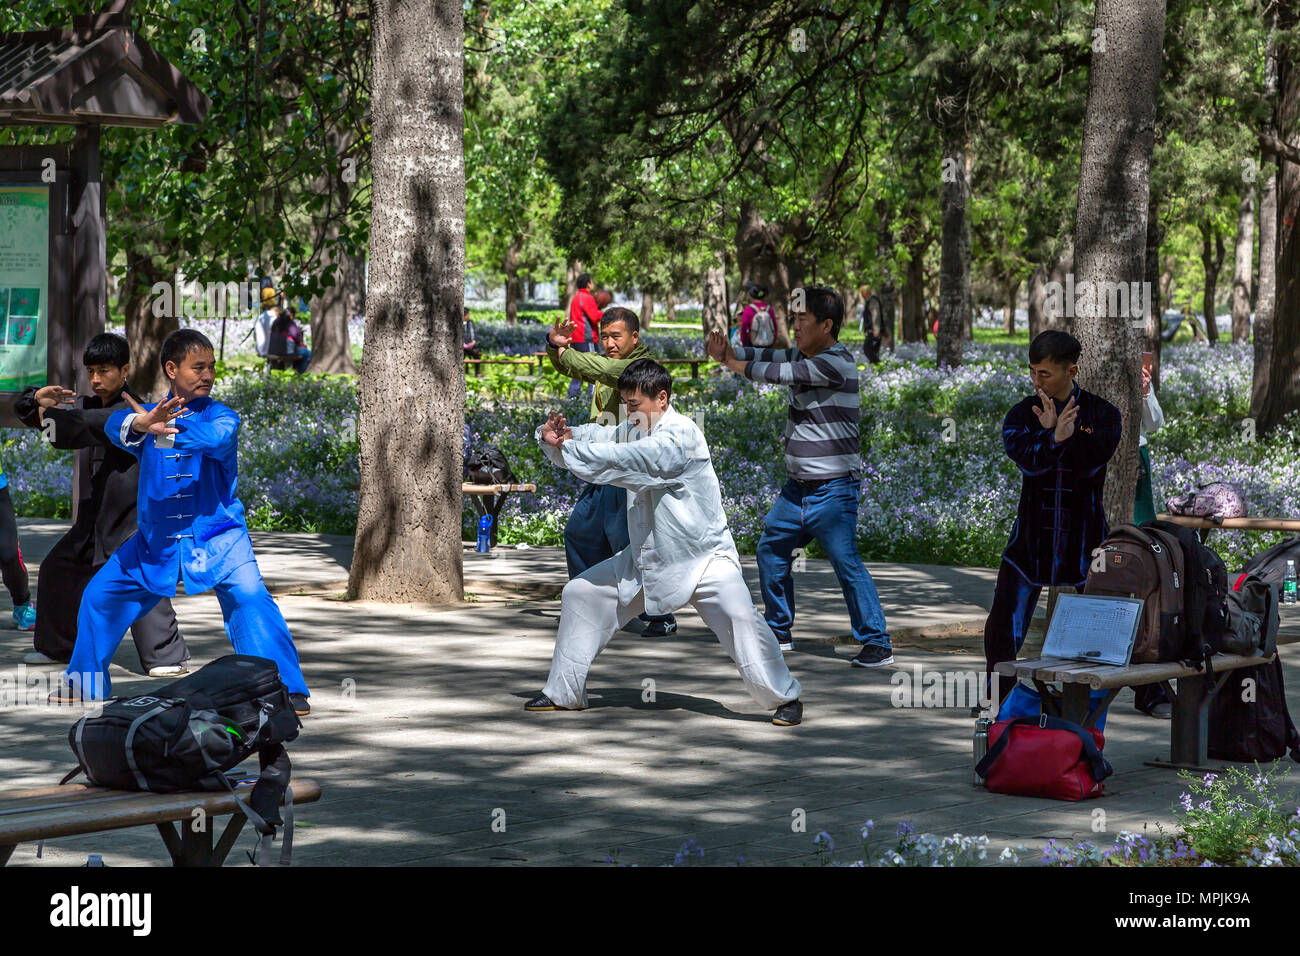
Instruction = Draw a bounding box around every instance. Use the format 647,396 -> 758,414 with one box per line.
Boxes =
707,286 -> 892,666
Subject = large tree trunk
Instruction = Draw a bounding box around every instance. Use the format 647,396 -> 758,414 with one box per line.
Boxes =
936,132 -> 970,368
504,237 -> 521,325
736,202 -> 794,346
349,0 -> 465,604
1072,0 -> 1166,529
877,201 -> 898,352
564,259 -> 583,303
1260,1 -> 1300,434
1254,166 -> 1279,417
1200,219 -> 1225,345
665,296 -> 676,322
1231,191 -> 1255,343
1027,263 -> 1048,338
701,252 -> 729,338
1253,24 -> 1281,419
124,253 -> 176,400
1143,191 -> 1165,390
1003,278 -> 1018,335
901,241 -> 928,342
308,243 -> 362,376
639,291 -> 653,329
1047,241 -> 1074,331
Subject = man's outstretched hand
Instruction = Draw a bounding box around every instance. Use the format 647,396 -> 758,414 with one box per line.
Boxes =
34,385 -> 76,410
126,395 -> 188,436
549,317 -> 576,349
540,410 -> 572,448
706,330 -> 734,364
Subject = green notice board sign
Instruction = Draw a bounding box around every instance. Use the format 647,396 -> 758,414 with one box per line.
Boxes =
0,185 -> 48,390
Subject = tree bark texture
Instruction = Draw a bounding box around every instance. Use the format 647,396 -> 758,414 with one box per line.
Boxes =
349,0 -> 465,604
937,129 -> 970,368
735,202 -> 794,347
701,252 -> 729,338
124,252 -> 176,401
1200,219 -> 1225,345
1231,190 -> 1255,343
1071,0 -> 1166,530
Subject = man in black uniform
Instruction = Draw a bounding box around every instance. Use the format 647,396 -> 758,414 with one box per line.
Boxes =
15,333 -> 190,675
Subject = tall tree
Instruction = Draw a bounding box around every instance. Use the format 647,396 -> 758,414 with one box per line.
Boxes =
1072,0 -> 1166,528
349,0 -> 465,603
1259,0 -> 1300,434
1231,189 -> 1255,343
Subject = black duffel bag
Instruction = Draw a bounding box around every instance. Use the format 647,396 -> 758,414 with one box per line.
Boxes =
63,655 -> 302,863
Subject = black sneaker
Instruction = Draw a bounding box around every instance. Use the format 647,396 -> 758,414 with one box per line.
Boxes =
525,693 -> 562,711
642,618 -> 678,637
1138,701 -> 1172,719
850,644 -> 894,668
291,694 -> 311,716
772,699 -> 803,726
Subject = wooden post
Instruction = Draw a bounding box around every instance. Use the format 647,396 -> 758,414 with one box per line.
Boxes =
70,126 -> 106,398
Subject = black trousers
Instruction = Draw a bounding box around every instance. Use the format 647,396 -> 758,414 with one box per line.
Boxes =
34,531 -> 189,669
0,485 -> 30,607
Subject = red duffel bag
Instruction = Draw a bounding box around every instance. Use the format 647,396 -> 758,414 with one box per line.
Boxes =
975,714 -> 1112,801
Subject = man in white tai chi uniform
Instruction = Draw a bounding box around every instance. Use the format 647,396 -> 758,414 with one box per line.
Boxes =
525,358 -> 804,726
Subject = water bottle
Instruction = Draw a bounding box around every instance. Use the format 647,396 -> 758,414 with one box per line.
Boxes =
476,515 -> 494,553
1286,560 -> 1297,606
973,717 -> 992,787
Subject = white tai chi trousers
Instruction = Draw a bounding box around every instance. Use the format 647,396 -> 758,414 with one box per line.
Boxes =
542,554 -> 802,711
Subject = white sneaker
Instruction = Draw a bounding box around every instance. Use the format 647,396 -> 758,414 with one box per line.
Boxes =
148,664 -> 188,678
22,651 -> 61,665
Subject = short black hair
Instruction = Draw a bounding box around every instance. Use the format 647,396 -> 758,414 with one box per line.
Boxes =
575,272 -> 592,289
798,286 -> 845,338
600,307 -> 639,335
161,329 -> 215,373
83,332 -> 129,368
745,281 -> 768,300
1029,330 -> 1081,367
618,358 -> 671,401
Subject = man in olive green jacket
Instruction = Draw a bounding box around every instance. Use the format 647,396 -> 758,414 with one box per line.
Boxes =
545,307 -> 677,635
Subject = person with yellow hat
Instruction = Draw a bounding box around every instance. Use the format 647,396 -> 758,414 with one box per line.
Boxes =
253,286 -> 280,359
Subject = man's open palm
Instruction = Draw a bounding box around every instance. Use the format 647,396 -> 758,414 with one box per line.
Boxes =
127,395 -> 187,436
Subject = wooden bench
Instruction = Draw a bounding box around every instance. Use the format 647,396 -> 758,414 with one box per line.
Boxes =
0,777 -> 321,867
464,357 -> 546,377
463,482 -> 536,549
1155,513 -> 1300,545
995,635 -> 1300,771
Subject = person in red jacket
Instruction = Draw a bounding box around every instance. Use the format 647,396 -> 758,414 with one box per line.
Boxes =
566,273 -> 603,399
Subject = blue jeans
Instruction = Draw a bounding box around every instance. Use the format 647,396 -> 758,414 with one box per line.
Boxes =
565,482 -> 674,626
756,477 -> 889,649
566,342 -> 595,399
294,347 -> 312,374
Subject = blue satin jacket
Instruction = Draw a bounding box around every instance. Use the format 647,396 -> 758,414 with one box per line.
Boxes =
1001,383 -> 1121,587
105,396 -> 256,596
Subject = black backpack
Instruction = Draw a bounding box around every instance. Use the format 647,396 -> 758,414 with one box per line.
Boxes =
1221,574 -> 1280,658
1208,657 -> 1300,763
1142,519 -> 1229,665
1239,536 -> 1300,588
64,655 -> 301,860
464,445 -> 514,485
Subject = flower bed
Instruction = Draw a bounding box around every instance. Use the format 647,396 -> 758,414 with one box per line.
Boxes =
7,338 -> 1299,571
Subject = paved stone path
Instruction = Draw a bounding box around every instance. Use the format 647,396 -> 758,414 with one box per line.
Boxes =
5,521 -> 1296,866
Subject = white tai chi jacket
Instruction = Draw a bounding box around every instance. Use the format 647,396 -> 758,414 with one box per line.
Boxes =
536,406 -> 741,616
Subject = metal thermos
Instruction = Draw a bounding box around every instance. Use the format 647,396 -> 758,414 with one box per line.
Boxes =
476,515 -> 494,553
973,717 -> 993,787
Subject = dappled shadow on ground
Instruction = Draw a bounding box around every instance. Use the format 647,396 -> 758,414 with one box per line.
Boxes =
4,589 -> 1299,867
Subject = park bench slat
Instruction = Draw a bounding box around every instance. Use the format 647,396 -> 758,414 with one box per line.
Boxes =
0,778 -> 321,846
462,483 -> 536,495
1155,514 -> 1300,534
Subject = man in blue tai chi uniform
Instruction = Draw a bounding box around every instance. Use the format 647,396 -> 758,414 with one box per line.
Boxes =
56,329 -> 310,714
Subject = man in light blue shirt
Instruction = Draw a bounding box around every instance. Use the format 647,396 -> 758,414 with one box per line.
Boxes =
56,329 -> 310,713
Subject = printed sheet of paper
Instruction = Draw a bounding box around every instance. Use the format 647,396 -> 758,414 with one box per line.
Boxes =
1041,594 -> 1145,666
